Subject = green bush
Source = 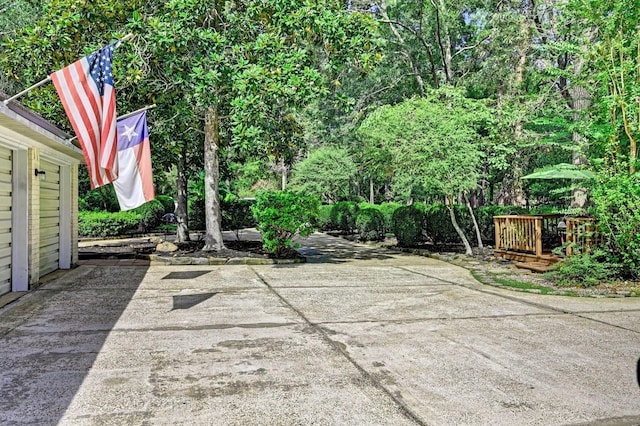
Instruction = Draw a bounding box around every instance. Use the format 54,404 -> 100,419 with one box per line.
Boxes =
78,211 -> 141,238
132,199 -> 166,232
391,205 -> 424,247
330,201 -> 359,234
356,208 -> 385,241
315,205 -> 335,231
591,173 -> 640,278
155,195 -> 175,213
222,198 -> 255,234
423,204 -> 474,244
251,191 -> 319,256
376,202 -> 402,234
545,249 -> 623,287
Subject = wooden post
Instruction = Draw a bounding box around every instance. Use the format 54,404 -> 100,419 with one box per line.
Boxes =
494,217 -> 501,250
535,217 -> 543,257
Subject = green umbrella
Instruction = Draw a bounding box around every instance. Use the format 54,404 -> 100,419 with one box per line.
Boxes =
521,163 -> 595,180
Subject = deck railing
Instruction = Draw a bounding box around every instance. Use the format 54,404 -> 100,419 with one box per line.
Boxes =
494,214 -> 563,257
494,214 -> 603,257
565,217 -> 604,256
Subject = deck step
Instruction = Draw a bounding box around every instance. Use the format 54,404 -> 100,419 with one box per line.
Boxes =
514,261 -> 551,273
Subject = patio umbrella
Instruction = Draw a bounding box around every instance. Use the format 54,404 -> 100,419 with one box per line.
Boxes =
521,163 -> 595,180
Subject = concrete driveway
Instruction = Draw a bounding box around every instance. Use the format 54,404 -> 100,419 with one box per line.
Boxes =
1,232 -> 639,425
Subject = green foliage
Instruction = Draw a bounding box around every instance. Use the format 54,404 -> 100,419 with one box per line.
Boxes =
221,198 -> 256,234
374,202 -> 402,234
423,204 -> 473,244
132,199 -> 166,232
155,195 -> 175,214
251,191 -> 319,256
315,204 -> 335,231
330,201 -> 359,234
289,146 -> 358,204
545,250 -> 623,287
355,208 -> 385,242
590,173 -> 640,277
358,88 -> 493,201
78,211 -> 141,238
391,205 -> 424,247
79,185 -> 120,212
189,199 -> 206,231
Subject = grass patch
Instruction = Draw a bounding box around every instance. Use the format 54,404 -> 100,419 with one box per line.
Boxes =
471,271 -> 578,296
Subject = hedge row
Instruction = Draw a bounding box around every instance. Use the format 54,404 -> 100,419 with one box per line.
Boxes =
315,201 -> 533,246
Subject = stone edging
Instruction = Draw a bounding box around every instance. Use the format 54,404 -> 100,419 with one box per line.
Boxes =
145,254 -> 306,266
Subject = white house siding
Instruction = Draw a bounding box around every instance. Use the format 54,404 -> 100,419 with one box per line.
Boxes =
0,146 -> 12,296
38,159 -> 61,277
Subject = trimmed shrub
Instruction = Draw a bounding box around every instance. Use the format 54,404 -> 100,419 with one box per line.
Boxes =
356,208 -> 385,241
423,204 -> 473,244
330,201 -> 359,234
391,205 -> 424,247
376,202 -> 402,234
251,191 -> 319,256
155,195 -> 175,213
315,204 -> 335,231
133,199 -> 166,232
78,211 -> 141,238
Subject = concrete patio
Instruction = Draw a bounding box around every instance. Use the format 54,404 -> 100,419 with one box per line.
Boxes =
1,232 -> 639,425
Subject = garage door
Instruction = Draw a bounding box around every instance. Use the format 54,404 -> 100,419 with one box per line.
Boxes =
0,146 -> 12,295
39,160 -> 60,277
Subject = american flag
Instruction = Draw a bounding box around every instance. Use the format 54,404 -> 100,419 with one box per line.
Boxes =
51,43 -> 118,189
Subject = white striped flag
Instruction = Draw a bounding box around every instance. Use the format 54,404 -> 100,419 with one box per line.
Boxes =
113,111 -> 155,210
51,43 -> 118,189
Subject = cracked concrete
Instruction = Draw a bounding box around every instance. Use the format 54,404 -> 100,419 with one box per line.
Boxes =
1,232 -> 640,425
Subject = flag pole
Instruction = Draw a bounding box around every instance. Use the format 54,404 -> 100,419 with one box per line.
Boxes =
117,103 -> 156,121
67,104 -> 156,142
2,76 -> 52,106
2,33 -> 135,107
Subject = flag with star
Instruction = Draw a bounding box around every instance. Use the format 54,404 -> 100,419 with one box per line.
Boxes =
51,42 -> 118,189
113,111 -> 155,210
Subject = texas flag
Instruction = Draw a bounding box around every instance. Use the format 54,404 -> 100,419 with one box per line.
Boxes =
113,111 -> 155,210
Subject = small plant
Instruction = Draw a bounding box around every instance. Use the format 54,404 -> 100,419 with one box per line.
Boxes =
356,208 -> 385,242
391,205 -> 424,247
544,249 -> 623,287
251,191 -> 319,256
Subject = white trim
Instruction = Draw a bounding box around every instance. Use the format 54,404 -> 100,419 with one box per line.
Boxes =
11,148 -> 28,291
58,165 -> 71,269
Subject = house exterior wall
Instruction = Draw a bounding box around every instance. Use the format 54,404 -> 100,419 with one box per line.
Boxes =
0,103 -> 83,293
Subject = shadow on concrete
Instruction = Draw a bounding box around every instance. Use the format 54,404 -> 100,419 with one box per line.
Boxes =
0,264 -> 148,424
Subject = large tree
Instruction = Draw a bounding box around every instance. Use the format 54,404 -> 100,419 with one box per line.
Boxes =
358,88 -> 494,254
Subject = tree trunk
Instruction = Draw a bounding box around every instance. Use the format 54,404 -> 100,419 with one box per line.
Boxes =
447,194 -> 473,256
464,193 -> 483,249
202,106 -> 225,251
175,142 -> 190,243
281,167 -> 287,190
369,176 -> 374,204
569,86 -> 591,209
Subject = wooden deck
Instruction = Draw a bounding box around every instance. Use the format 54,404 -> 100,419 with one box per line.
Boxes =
493,215 -> 602,273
